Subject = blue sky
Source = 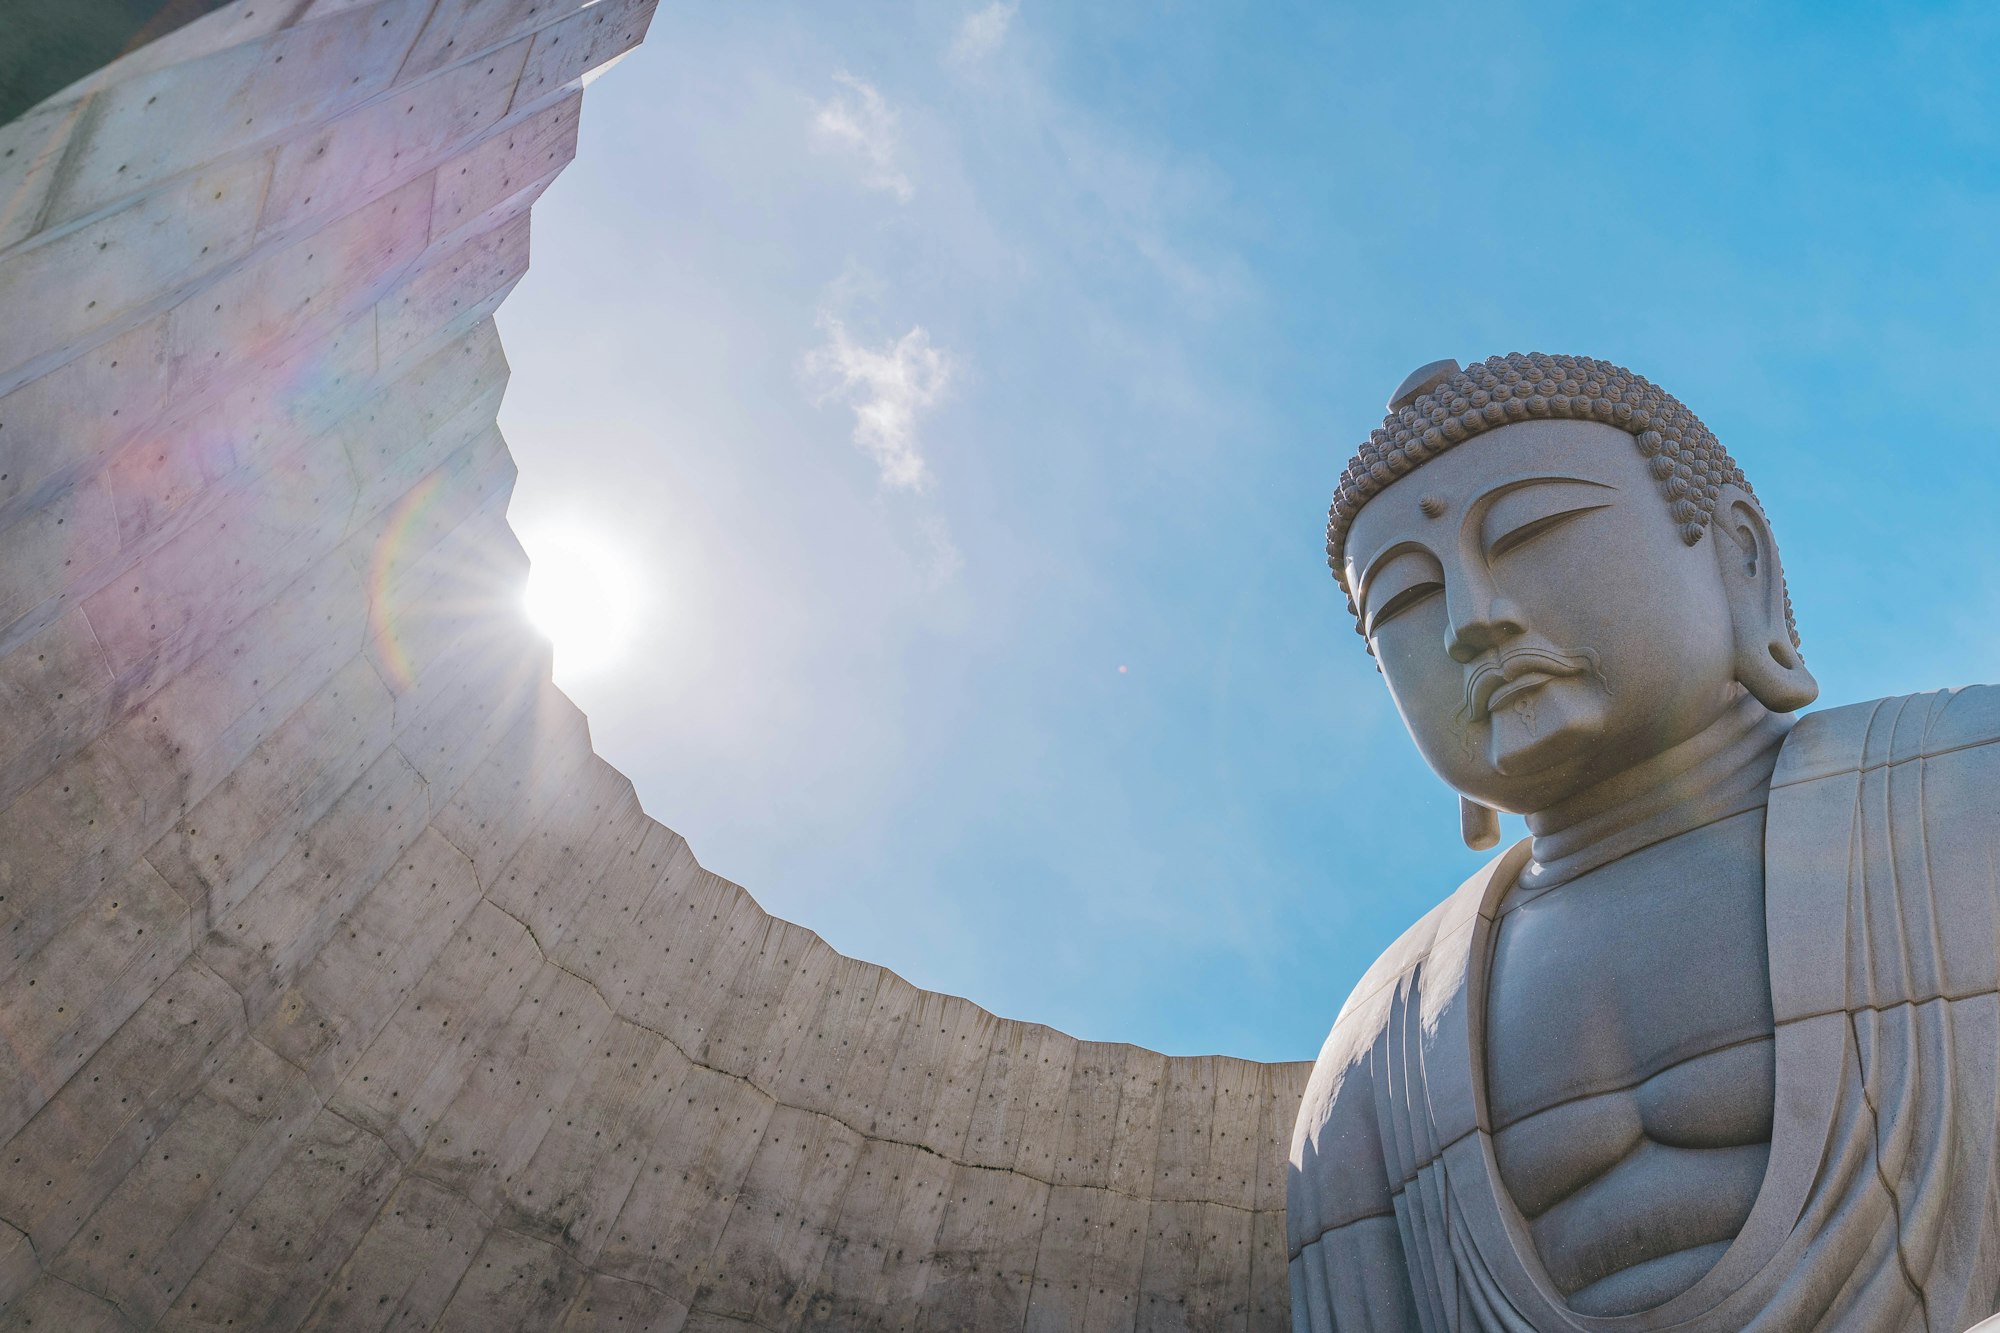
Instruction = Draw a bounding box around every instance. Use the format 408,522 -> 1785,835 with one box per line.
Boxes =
497,1 -> 2000,1062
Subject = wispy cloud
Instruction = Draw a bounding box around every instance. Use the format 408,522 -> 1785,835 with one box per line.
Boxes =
949,1 -> 1019,65
811,72 -> 914,203
804,314 -> 954,491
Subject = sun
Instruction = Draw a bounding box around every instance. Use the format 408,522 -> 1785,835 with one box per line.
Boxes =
520,521 -> 643,678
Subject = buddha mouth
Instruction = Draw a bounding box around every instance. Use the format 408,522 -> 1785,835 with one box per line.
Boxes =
1466,648 -> 1597,722
1488,672 -> 1555,713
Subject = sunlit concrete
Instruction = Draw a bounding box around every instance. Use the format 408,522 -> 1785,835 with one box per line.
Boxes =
0,2 -> 1308,1327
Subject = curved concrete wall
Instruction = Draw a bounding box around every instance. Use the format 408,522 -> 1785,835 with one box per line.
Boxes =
0,4 -> 1310,1329
1,1 -> 240,125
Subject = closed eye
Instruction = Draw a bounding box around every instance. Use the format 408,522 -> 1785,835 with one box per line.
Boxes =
1367,580 -> 1444,634
1488,503 -> 1610,560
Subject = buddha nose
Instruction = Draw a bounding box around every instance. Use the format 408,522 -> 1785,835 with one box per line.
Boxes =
1445,578 -> 1525,663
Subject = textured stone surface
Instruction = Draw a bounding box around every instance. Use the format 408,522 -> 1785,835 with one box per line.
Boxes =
0,4 -> 1308,1328
1293,357 -> 2000,1330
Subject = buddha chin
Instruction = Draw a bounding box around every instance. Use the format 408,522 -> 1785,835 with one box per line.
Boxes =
1484,673 -> 1607,779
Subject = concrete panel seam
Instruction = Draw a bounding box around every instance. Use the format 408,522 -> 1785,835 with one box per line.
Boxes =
305,1102 -> 696,1315
0,857 -> 204,1145
387,742 -> 438,815
293,1059 -> 728,1324
0,8 -> 1304,1325
394,0 -> 604,89
24,87 -> 108,244
391,0 -> 451,85
0,255 -> 500,665
703,1114 -> 872,1328
187,956 -> 320,1088
469,888 -> 1277,1214
3,25 -> 547,268
0,60 -> 564,403
29,1266 -> 130,1329
1017,1208 -> 1046,1333
425,819 -> 481,877
0,1217 -> 38,1286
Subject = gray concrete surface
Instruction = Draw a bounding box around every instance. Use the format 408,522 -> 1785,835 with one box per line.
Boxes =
0,4 -> 1309,1328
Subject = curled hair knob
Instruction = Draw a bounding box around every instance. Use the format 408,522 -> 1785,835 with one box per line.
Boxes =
1389,359 -> 1463,411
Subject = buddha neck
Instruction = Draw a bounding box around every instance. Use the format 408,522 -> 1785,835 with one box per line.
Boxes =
1519,690 -> 1793,890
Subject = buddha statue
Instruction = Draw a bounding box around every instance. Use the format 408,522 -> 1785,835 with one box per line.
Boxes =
1288,354 -> 2000,1332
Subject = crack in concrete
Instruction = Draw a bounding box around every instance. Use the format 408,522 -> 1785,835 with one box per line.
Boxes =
473,893 -> 1278,1215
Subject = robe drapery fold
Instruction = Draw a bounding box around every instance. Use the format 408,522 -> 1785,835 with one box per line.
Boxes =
1290,687 -> 2000,1333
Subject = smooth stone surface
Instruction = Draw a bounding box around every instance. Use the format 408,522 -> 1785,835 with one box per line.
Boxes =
1292,354 -> 2000,1331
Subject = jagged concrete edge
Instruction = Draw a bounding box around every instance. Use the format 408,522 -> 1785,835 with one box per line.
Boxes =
0,2 -> 1312,1329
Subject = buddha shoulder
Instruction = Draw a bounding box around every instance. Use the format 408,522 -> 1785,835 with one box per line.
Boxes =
1290,854 -> 1512,1251
1776,685 -> 2000,786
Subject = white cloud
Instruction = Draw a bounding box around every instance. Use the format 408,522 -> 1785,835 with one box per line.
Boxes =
949,1 -> 1019,65
811,72 -> 914,203
804,314 -> 954,491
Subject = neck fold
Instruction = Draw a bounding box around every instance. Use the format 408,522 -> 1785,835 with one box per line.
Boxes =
1521,691 -> 1792,888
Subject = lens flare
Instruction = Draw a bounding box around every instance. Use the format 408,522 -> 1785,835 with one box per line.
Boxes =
368,473 -> 444,692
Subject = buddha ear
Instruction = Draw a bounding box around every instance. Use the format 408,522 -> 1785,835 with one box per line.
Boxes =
1712,485 -> 1818,714
1459,796 -> 1500,851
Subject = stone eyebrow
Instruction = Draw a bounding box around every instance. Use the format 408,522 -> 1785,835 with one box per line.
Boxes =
1473,473 -> 1618,506
1471,474 -> 1618,537
1353,540 -> 1438,617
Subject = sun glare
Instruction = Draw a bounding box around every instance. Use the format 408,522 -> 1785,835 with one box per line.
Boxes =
521,522 -> 643,678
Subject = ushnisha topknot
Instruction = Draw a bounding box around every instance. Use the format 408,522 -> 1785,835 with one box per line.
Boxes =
1326,352 -> 1799,648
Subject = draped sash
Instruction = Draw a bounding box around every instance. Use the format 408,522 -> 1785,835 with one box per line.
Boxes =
1290,687 -> 2000,1333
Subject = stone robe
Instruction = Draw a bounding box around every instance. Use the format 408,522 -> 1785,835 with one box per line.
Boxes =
1289,687 -> 2000,1333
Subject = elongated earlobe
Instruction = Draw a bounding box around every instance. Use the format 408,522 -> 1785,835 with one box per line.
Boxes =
1461,796 -> 1500,850
1716,489 -> 1818,714
1740,635 -> 1818,713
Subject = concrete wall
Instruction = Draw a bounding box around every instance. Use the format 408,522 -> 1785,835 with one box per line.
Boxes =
0,4 -> 1311,1328
1,1 -> 241,125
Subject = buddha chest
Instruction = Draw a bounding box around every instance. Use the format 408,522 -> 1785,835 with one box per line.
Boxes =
1482,807 -> 1776,1315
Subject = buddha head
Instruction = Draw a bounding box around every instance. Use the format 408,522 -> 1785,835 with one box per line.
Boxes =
1327,353 -> 1818,829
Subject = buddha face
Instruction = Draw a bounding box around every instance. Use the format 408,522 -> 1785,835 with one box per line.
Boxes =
1343,417 -> 1758,814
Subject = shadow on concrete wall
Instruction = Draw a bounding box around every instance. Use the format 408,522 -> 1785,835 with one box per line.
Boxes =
2,0 -> 235,125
